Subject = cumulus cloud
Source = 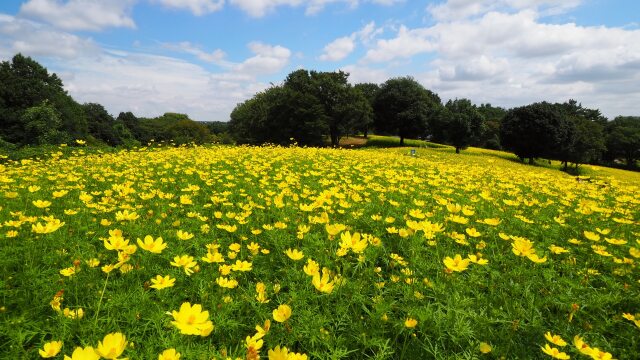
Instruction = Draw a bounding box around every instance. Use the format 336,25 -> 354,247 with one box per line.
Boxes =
319,21 -> 382,61
0,14 -> 99,58
19,0 -> 136,31
233,42 -> 292,75
152,0 -> 224,16
162,41 -> 229,65
228,0 -> 395,18
427,0 -> 582,22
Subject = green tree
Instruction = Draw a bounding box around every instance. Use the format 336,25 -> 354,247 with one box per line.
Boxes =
353,83 -> 379,138
373,77 -> 441,146
500,102 -> 572,164
165,119 -> 213,145
21,101 -> 70,145
553,101 -> 606,170
605,116 -> 640,168
477,103 -> 506,149
439,99 -> 486,154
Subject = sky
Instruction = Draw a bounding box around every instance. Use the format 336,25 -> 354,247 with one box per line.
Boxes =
1,0 -> 639,121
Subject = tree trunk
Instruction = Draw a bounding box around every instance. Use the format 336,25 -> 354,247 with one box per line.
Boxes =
400,136 -> 404,146
529,157 -> 534,164
363,128 -> 368,139
563,161 -> 568,171
455,147 -> 460,154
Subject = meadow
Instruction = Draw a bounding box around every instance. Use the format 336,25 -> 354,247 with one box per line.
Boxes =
0,144 -> 638,359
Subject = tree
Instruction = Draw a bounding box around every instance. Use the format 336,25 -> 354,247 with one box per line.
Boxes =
83,103 -> 120,145
166,119 -> 213,145
229,85 -> 327,146
477,103 -> 506,149
500,102 -> 572,164
553,101 -> 606,170
439,99 -> 486,154
0,54 -> 86,144
21,101 -> 70,145
605,116 -> 640,168
373,77 -> 441,145
353,83 -> 379,138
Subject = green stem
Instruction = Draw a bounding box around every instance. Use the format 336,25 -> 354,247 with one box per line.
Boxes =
94,272 -> 110,327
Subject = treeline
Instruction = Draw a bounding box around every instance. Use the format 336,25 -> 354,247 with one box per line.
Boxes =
230,69 -> 640,169
0,54 -> 231,150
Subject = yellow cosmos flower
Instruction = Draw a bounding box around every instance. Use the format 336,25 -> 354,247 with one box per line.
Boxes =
39,340 -> 63,358
443,254 -> 471,272
32,219 -> 65,234
544,332 -> 567,346
150,275 -> 176,290
465,228 -> 481,238
96,332 -> 127,359
479,342 -> 491,354
272,304 -> 292,323
115,209 -> 139,221
33,200 -> 52,208
231,260 -> 253,272
285,248 -> 304,260
549,245 -> 569,254
303,258 -> 320,276
158,348 -> 181,360
512,238 -> 535,257
482,218 -> 501,226
137,236 -> 167,254
170,302 -> 214,336
573,335 -> 593,355
216,276 -> 239,289
404,318 -> 418,328
170,255 -> 197,275
63,346 -> 100,360
268,345 -> 289,360
583,231 -> 600,242
176,230 -> 194,240
540,344 -> 570,359
62,308 -> 84,319
59,267 -> 76,277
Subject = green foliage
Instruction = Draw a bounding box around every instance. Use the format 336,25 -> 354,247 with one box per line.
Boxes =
373,77 -> 441,145
21,101 -> 71,145
500,102 -> 572,163
605,116 -> 640,168
435,99 -> 486,154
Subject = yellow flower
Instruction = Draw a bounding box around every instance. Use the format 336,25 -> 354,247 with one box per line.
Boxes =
312,269 -> 335,294
33,200 -> 52,208
512,238 -> 535,257
96,332 -> 127,359
540,344 -> 570,359
39,340 -> 63,358
303,258 -> 320,276
482,218 -> 501,226
158,348 -> 181,360
443,254 -> 471,272
465,228 -> 481,238
339,231 -> 368,253
60,267 -> 76,277
137,236 -> 167,254
583,231 -> 600,242
404,318 -> 418,328
549,245 -> 569,255
176,230 -> 194,240
231,260 -> 253,272
268,345 -> 289,360
63,346 -> 100,360
170,302 -> 214,336
573,335 -> 593,355
479,342 -> 492,354
527,253 -> 548,263
544,332 -> 567,346
272,304 -> 292,323
285,248 -> 304,260
75,139 -> 86,145
170,255 -> 197,275
62,308 -> 84,319
150,275 -> 176,290
216,276 -> 239,289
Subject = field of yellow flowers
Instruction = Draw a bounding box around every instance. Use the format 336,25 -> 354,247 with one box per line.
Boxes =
0,144 -> 638,359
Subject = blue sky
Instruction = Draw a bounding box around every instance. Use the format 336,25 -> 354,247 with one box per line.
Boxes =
1,0 -> 639,121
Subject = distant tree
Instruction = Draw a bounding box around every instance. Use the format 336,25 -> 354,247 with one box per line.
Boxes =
166,119 -> 213,145
21,101 -> 70,145
500,102 -> 572,164
83,103 -> 121,145
605,116 -> 640,168
229,85 -> 327,146
477,103 -> 506,149
353,83 -> 379,137
373,77 -> 441,146
553,100 -> 606,169
438,99 -> 486,153
0,54 -> 86,144
205,121 -> 230,135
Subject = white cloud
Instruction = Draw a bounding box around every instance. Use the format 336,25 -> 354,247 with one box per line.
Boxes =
363,25 -> 434,62
319,21 -> 382,61
228,0 -> 395,17
0,15 -> 99,59
319,36 -> 355,61
162,41 -> 228,65
19,0 -> 136,31
233,42 -> 292,75
427,0 -> 582,22
152,0 -> 224,16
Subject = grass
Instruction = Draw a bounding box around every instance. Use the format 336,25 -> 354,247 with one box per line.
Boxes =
0,143 -> 638,359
